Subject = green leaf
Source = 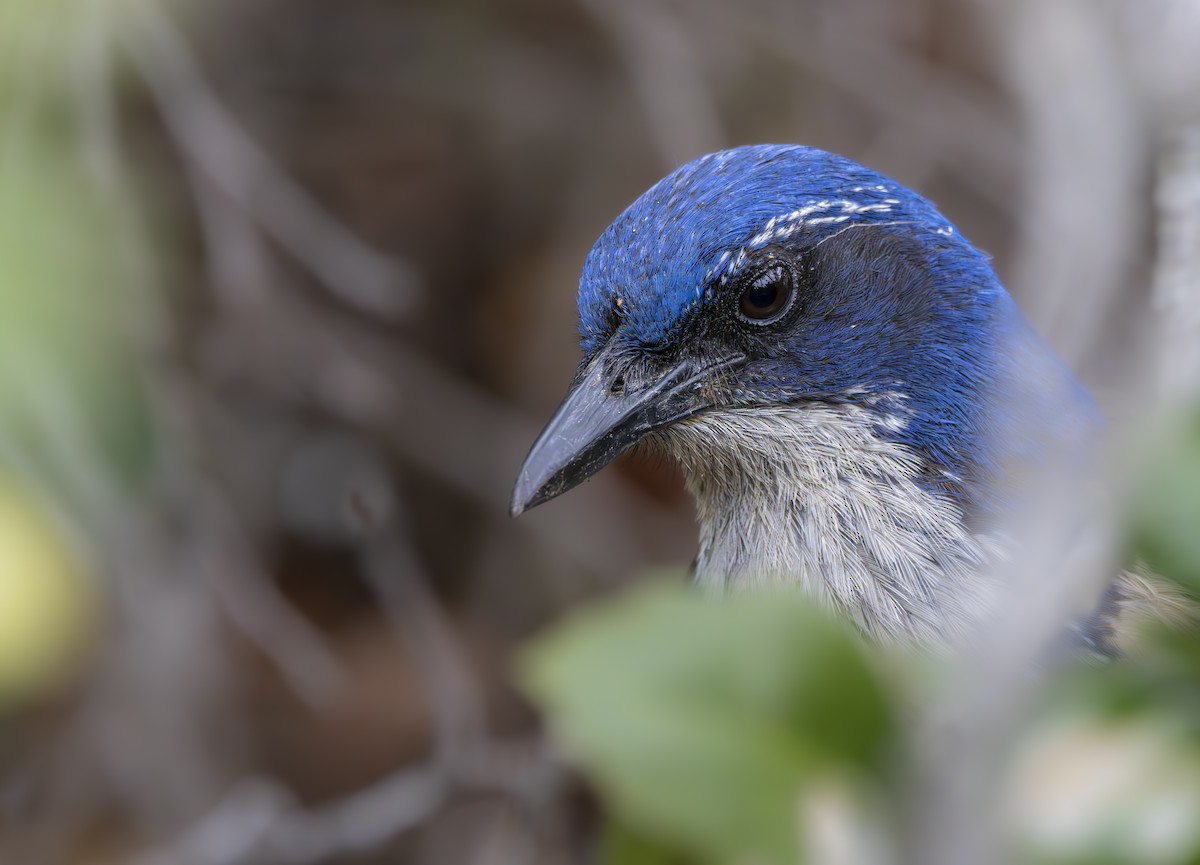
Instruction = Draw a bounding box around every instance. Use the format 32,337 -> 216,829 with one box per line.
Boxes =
601,820 -> 686,865
520,583 -> 894,865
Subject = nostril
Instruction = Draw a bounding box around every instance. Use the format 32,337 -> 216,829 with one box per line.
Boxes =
609,375 -> 626,396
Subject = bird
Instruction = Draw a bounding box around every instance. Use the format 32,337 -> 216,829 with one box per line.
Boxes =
509,143 -> 1119,649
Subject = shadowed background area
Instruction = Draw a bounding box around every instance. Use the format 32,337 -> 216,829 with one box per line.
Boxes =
1,0 -> 1199,862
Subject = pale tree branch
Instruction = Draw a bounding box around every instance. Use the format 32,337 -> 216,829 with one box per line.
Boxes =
121,2 -> 422,319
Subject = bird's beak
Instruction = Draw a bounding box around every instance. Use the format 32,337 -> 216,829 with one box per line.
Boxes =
510,345 -> 746,517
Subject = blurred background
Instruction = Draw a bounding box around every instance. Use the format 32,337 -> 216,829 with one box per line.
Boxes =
2,0 -> 1200,863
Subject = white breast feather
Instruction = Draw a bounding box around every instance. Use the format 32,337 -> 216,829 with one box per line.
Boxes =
655,403 -> 998,644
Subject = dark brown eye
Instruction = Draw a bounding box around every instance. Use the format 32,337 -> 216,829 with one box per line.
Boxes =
737,262 -> 795,324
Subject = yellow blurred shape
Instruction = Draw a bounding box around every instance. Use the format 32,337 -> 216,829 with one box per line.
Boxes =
0,473 -> 93,706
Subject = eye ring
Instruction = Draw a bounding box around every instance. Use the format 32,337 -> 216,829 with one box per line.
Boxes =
736,261 -> 797,325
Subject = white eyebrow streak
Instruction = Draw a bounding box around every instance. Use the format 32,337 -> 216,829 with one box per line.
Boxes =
812,219 -> 917,250
705,188 -> 917,284
745,196 -> 899,250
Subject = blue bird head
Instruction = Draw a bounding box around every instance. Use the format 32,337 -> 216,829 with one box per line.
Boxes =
511,145 -> 1096,605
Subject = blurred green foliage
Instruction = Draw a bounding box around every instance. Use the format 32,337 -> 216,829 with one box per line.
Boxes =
522,462 -> 1200,865
0,124 -> 154,488
0,0 -> 155,706
1016,608 -> 1200,864
521,583 -> 894,865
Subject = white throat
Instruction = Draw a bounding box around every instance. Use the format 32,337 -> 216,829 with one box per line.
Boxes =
655,403 -> 997,643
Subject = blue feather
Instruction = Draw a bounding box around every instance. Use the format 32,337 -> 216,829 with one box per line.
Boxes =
577,144 -> 1098,521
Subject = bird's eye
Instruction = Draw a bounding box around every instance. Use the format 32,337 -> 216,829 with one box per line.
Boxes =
737,262 -> 796,324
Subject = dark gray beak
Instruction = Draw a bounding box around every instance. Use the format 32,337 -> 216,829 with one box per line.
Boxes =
510,344 -> 746,517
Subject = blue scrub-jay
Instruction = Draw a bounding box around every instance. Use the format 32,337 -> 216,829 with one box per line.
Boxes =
510,144 -> 1108,646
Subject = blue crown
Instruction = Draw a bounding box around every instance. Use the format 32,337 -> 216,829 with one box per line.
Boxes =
578,144 -> 957,354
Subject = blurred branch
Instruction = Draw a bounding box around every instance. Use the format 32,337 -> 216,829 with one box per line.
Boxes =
972,0 -> 1144,366
578,0 -> 725,165
196,289 -> 693,582
192,477 -> 346,709
359,528 -> 488,762
71,0 -> 120,193
132,770 -> 445,865
265,424 -> 490,753
185,160 -> 276,308
710,0 -> 1023,212
121,2 -> 422,319
132,739 -> 564,865
1153,125 -> 1200,397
